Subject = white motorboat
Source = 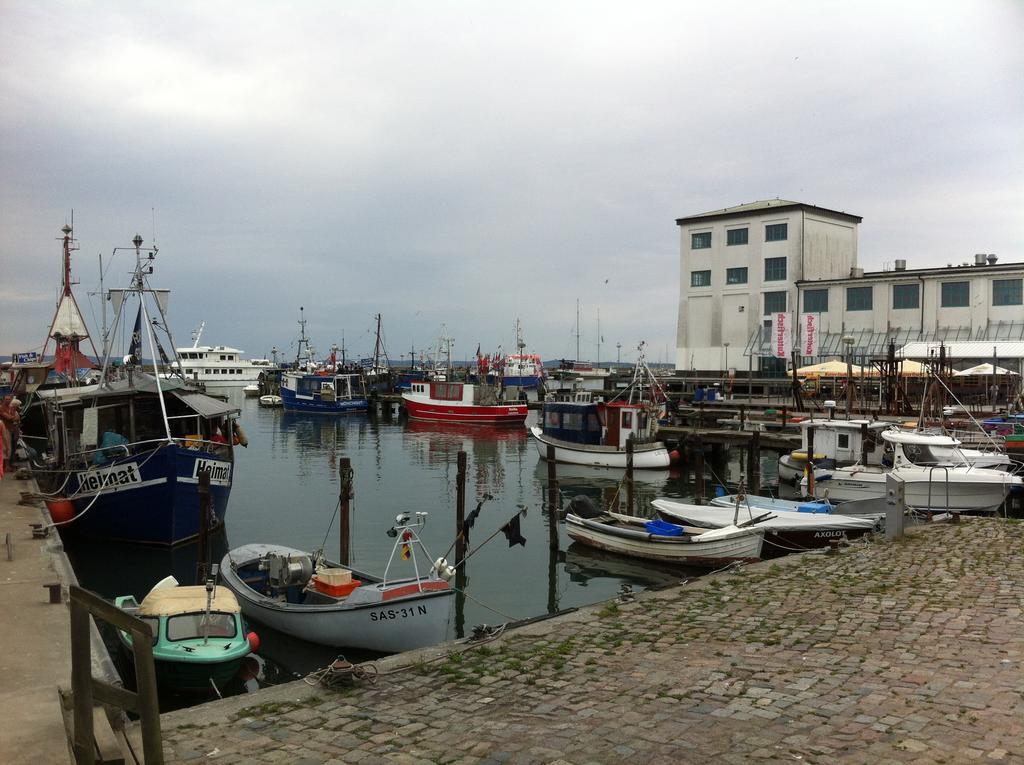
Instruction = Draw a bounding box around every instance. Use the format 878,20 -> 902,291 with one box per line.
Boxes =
780,419 -> 1014,485
258,395 -> 282,408
777,419 -> 888,486
243,384 -> 261,397
654,497 -> 876,556
802,429 -> 1022,513
565,510 -> 763,567
220,513 -> 454,653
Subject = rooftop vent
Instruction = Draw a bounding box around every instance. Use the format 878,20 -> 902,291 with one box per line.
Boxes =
987,253 -> 998,265
894,259 -> 906,271
850,267 -> 864,278
975,253 -> 987,266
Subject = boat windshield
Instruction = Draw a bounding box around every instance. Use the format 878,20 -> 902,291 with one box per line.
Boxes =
166,612 -> 238,641
901,443 -> 962,466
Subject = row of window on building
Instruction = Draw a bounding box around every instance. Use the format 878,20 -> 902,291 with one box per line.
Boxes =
801,278 -> 1022,312
691,223 -> 788,250
690,277 -> 1022,311
691,258 -> 787,287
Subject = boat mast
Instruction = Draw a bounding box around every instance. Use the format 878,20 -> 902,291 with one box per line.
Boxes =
373,314 -> 381,371
43,220 -> 99,380
596,308 -> 601,369
191,321 -> 205,348
134,235 -> 173,441
296,307 -> 309,366
575,299 -> 581,362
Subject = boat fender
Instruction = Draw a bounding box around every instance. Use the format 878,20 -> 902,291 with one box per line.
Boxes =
247,631 -> 260,652
45,498 -> 76,524
432,557 -> 456,581
669,449 -> 682,466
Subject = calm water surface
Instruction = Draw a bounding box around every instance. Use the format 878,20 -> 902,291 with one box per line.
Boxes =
65,388 -> 778,694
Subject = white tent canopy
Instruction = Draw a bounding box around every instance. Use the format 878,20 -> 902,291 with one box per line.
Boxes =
952,363 -> 1019,376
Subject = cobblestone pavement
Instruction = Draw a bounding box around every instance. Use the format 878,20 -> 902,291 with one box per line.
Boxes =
162,519 -> 1024,764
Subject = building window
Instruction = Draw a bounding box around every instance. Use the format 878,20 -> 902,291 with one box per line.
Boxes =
726,267 -> 748,285
765,223 -> 788,242
763,291 -> 787,315
691,232 -> 711,249
690,270 -> 711,287
892,283 -> 919,309
803,289 -> 828,312
846,286 -> 872,311
764,257 -> 787,281
941,281 -> 969,307
727,228 -> 748,246
993,279 -> 1022,306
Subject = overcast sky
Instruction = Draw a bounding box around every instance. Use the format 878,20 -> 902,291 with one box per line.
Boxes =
2,1 -> 1022,366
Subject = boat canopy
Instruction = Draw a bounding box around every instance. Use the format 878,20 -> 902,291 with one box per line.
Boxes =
541,401 -> 603,446
882,429 -> 960,447
171,390 -> 241,418
139,585 -> 240,617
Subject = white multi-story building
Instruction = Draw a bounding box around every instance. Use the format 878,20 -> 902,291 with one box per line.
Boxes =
675,199 -> 861,372
675,199 -> 1024,373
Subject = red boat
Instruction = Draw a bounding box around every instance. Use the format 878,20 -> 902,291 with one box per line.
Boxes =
401,381 -> 528,426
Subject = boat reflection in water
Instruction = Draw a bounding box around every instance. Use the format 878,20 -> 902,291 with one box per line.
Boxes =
564,543 -> 692,588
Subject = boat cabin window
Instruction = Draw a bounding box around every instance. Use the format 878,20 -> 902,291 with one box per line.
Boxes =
545,411 -> 560,428
562,413 -> 583,430
621,411 -> 632,429
430,382 -> 463,401
166,612 -> 238,641
838,434 -> 850,449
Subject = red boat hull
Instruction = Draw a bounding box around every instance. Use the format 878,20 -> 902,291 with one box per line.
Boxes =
403,398 -> 528,426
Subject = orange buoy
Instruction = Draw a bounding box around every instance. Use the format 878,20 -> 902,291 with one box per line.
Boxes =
669,449 -> 682,465
45,499 -> 76,524
246,631 -> 260,652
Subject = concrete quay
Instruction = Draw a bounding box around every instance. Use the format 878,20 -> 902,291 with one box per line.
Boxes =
161,518 -> 1024,765
0,474 -> 72,765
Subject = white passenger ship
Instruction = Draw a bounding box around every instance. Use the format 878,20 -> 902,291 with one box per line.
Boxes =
169,323 -> 273,387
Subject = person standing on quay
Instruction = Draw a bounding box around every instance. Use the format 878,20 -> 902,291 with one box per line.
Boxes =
0,395 -> 21,472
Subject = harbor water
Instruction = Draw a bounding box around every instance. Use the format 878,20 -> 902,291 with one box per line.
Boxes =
63,389 -> 775,698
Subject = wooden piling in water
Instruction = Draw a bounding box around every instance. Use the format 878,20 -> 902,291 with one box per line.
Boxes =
806,426 -> 816,495
749,430 -> 762,494
456,451 -> 467,563
546,445 -> 559,549
625,438 -> 634,515
694,438 -> 705,504
196,468 -> 211,583
339,457 -> 353,566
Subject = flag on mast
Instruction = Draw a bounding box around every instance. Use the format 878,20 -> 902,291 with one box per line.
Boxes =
128,304 -> 143,362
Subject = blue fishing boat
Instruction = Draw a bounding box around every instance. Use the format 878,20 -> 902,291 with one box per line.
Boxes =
33,233 -> 243,546
280,371 -> 368,414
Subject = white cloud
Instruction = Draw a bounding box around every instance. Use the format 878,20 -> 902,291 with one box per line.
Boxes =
2,0 -> 1022,359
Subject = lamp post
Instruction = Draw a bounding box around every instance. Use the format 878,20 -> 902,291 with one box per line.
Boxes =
616,342 -> 621,364
724,342 -> 730,373
842,336 -> 855,419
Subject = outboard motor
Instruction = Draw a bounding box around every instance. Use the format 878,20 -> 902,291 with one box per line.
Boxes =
567,495 -> 602,519
264,553 -> 314,588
